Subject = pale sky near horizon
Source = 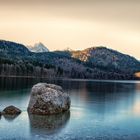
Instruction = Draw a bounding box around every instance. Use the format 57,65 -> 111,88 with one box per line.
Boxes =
0,0 -> 140,59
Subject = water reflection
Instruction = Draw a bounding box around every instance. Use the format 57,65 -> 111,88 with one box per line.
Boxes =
63,81 -> 137,114
28,111 -> 70,136
0,77 -> 39,90
3,114 -> 20,122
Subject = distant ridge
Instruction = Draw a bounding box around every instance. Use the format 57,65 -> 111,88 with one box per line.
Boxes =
70,46 -> 140,73
29,42 -> 49,53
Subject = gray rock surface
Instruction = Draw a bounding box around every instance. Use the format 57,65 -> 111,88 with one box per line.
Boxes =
27,83 -> 71,115
2,105 -> 21,115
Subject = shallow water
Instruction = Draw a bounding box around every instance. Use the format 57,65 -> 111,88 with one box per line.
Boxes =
0,77 -> 140,140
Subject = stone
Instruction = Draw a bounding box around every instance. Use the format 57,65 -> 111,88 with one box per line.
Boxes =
27,83 -> 71,115
2,105 -> 21,115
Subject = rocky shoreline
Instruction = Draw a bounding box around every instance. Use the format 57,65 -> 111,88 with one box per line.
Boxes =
0,83 -> 71,117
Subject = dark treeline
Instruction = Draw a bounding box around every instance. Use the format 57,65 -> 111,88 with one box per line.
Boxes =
0,62 -> 135,80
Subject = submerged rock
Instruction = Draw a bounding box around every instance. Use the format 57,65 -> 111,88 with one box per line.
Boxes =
2,105 -> 21,115
27,83 -> 71,115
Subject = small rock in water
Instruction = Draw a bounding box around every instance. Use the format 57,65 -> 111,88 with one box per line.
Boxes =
2,105 -> 21,115
27,83 -> 71,115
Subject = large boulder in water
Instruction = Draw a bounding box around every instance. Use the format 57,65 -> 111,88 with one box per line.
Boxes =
2,105 -> 21,115
27,83 -> 71,115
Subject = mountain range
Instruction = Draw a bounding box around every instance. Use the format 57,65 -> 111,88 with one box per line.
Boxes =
0,40 -> 140,80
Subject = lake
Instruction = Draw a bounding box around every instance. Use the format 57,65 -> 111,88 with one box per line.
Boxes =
0,77 -> 140,140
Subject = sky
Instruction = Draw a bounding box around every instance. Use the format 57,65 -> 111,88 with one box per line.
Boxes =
0,0 -> 140,59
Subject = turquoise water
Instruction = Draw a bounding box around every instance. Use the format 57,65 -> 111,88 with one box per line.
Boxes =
0,77 -> 140,140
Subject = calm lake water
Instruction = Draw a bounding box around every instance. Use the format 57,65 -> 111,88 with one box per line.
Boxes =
0,77 -> 140,140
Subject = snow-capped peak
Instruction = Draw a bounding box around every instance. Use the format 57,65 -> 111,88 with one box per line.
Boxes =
29,42 -> 49,53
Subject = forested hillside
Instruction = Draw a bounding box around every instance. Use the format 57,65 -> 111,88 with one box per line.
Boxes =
0,40 -> 140,80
